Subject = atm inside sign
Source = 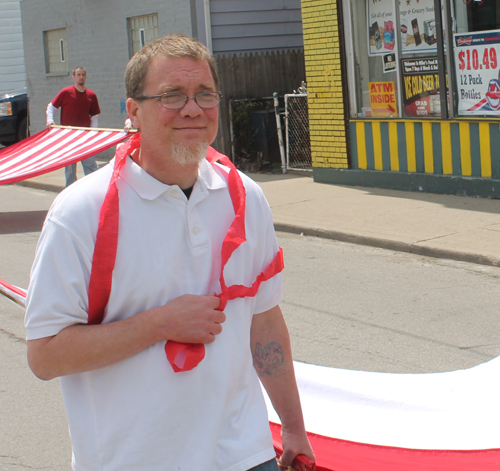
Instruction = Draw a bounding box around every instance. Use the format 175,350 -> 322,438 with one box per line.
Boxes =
369,82 -> 398,117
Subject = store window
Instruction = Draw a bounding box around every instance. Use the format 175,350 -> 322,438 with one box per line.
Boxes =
343,0 -> 500,119
44,28 -> 68,74
128,14 -> 159,57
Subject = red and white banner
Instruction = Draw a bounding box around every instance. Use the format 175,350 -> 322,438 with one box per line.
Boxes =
0,126 -> 129,185
266,360 -> 500,470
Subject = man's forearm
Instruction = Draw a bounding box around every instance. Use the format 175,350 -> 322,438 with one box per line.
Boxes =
251,305 -> 306,430
28,293 -> 224,381
46,103 -> 56,126
250,305 -> 315,466
27,308 -> 161,381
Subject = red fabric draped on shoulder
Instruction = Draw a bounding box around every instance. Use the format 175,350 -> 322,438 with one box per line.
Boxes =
87,138 -> 284,373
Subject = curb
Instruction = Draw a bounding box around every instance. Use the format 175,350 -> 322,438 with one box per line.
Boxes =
14,180 -> 64,194
273,222 -> 500,269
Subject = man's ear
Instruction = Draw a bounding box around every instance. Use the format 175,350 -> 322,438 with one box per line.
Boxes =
126,98 -> 141,129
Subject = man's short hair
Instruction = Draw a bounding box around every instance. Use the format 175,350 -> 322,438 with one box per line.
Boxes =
72,66 -> 86,76
125,34 -> 220,99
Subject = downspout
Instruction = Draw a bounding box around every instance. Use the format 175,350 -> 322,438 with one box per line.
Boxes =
204,0 -> 213,54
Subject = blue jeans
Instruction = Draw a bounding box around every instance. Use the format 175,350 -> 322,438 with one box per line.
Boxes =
248,458 -> 279,471
65,156 -> 99,186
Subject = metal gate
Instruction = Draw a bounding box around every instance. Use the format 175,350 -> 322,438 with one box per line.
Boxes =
284,93 -> 311,170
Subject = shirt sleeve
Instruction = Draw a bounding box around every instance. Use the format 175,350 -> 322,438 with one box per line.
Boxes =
250,187 -> 283,315
46,103 -> 56,124
51,90 -> 64,109
89,92 -> 101,117
25,217 -> 93,340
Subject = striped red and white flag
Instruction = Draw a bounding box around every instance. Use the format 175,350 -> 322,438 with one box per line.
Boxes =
0,126 -> 129,185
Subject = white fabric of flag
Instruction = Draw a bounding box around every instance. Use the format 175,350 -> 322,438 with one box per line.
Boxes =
264,360 -> 500,470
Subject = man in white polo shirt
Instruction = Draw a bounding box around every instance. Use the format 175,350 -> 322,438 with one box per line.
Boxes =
25,34 -> 314,471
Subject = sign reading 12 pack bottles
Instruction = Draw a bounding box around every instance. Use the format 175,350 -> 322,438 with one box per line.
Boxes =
454,30 -> 500,116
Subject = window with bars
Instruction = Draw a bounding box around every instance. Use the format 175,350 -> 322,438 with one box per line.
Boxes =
44,28 -> 68,74
128,14 -> 159,56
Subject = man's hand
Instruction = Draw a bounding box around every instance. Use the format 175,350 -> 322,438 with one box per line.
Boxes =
124,118 -> 133,132
46,120 -> 54,128
155,294 -> 225,344
278,427 -> 315,470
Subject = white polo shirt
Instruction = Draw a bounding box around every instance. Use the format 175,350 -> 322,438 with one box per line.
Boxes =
25,156 -> 283,471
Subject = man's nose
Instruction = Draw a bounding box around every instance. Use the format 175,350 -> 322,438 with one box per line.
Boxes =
180,96 -> 203,116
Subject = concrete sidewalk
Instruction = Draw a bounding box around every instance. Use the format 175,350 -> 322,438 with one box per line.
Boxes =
16,163 -> 500,267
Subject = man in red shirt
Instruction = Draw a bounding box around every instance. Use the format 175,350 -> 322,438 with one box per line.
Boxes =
46,66 -> 101,186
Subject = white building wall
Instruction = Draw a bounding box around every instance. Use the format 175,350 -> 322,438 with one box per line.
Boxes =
0,0 -> 26,94
195,0 -> 303,55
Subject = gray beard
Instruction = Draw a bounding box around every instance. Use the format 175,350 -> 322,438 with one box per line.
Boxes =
170,142 -> 208,165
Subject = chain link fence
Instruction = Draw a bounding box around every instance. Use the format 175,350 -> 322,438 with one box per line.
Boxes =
229,91 -> 311,172
285,93 -> 311,170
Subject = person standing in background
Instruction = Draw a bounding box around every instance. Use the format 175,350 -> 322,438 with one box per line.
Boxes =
46,66 -> 101,186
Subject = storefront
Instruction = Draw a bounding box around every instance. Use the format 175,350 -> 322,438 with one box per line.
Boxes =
301,0 -> 500,197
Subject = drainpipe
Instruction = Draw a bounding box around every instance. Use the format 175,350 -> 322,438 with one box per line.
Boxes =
204,0 -> 213,54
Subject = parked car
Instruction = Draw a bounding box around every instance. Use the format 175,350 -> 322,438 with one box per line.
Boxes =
0,90 -> 29,146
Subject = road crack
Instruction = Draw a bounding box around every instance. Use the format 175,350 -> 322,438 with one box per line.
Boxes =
0,328 -> 26,344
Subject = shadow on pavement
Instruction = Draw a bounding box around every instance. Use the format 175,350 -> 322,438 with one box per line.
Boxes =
0,210 -> 47,234
358,185 -> 500,215
245,170 -> 313,183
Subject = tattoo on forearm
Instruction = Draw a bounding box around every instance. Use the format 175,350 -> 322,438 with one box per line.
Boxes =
253,340 -> 290,378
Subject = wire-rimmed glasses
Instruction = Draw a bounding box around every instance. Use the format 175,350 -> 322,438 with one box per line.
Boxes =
136,91 -> 222,109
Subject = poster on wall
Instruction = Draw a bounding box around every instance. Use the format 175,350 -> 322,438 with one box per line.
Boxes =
368,81 -> 398,117
368,0 -> 439,56
401,57 -> 442,117
454,30 -> 500,116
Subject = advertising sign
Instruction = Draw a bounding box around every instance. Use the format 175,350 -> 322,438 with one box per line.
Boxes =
401,57 -> 441,117
383,53 -> 397,73
368,81 -> 398,117
368,0 -> 440,56
454,30 -> 500,116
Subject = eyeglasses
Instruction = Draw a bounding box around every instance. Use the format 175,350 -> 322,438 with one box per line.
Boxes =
136,91 -> 222,110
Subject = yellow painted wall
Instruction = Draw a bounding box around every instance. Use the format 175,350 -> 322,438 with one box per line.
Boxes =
301,0 -> 349,168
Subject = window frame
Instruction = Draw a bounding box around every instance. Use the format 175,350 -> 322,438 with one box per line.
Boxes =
127,13 -> 159,58
43,28 -> 69,75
